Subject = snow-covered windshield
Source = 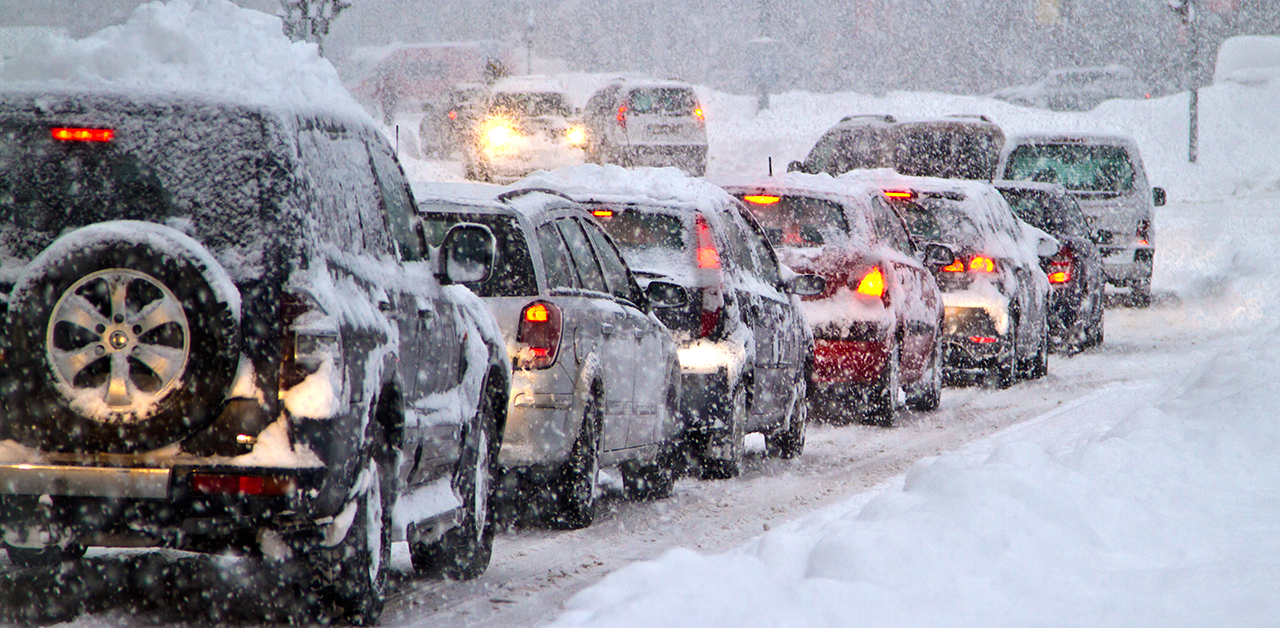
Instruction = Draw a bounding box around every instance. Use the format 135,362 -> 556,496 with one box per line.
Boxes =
488,92 -> 572,118
1004,144 -> 1136,192
589,205 -> 691,276
0,100 -> 278,262
737,195 -> 851,248
627,88 -> 697,115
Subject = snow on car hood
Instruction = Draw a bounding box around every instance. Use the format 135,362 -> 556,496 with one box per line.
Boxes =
0,0 -> 368,122
516,164 -> 737,210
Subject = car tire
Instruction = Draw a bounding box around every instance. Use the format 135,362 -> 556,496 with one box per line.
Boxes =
621,450 -> 675,501
546,394 -> 602,530
4,542 -> 86,568
316,421 -> 393,627
1028,320 -> 1049,379
905,334 -> 942,412
4,228 -> 239,453
700,383 -> 746,480
1130,278 -> 1152,308
765,375 -> 807,459
864,342 -> 900,427
411,382 -> 499,579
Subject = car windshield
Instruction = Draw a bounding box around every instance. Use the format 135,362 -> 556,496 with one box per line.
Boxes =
1001,190 -> 1088,237
0,106 -> 278,262
417,208 -> 538,297
627,88 -> 696,114
901,198 -> 982,248
488,92 -> 573,118
1004,144 -> 1136,192
738,195 -> 851,248
589,205 -> 690,272
894,125 -> 1002,180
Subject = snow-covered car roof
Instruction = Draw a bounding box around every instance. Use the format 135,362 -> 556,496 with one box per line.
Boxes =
411,181 -> 578,220
515,164 -> 738,211
1004,133 -> 1140,150
713,171 -> 884,205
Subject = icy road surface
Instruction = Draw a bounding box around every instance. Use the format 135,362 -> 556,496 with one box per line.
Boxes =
0,191 -> 1259,628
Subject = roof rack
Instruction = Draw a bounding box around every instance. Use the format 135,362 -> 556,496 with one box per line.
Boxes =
496,187 -> 576,203
839,114 -> 896,124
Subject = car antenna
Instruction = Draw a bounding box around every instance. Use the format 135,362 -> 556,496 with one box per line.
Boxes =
395,124 -> 400,156
768,157 -> 773,177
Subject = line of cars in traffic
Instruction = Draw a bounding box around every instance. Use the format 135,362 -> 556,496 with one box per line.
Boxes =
0,79 -> 1164,626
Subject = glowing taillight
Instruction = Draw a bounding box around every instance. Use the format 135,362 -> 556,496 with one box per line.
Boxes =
693,106 -> 705,128
941,259 -> 965,273
968,256 -> 997,273
52,127 -> 113,142
617,103 -> 628,129
883,190 -> 914,200
1046,246 -> 1074,284
518,301 -> 562,369
743,195 -> 781,205
969,336 -> 998,344
695,214 -> 721,269
592,208 -> 614,218
699,307 -> 721,338
192,473 -> 297,497
855,267 -> 885,298
1136,220 -> 1151,246
448,110 -> 458,120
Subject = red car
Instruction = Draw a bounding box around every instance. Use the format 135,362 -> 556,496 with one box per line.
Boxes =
718,174 -> 948,426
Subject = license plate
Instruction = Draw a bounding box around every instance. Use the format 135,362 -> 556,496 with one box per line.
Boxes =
649,124 -> 680,135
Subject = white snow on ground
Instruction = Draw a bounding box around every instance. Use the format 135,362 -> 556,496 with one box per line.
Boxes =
529,79 -> 1280,628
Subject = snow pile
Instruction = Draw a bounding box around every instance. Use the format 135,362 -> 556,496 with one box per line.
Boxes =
0,0 -> 366,119
547,322 -> 1280,628
1215,35 -> 1280,86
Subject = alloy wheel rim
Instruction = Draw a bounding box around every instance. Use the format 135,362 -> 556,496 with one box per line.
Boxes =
45,268 -> 190,419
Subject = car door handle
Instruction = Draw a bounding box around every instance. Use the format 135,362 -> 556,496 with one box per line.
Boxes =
601,322 -> 615,337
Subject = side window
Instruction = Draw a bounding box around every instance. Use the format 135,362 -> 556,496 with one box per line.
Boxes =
297,122 -> 391,258
739,215 -> 782,287
718,208 -> 758,275
871,197 -> 914,256
582,220 -> 642,304
556,219 -> 609,293
367,139 -> 420,261
536,223 -> 578,291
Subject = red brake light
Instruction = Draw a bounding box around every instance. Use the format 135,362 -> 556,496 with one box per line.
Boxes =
518,301 -> 563,369
854,266 -> 885,298
448,110 -> 458,120
941,259 -> 965,273
693,107 -> 704,120
695,214 -> 720,269
617,103 -> 628,129
969,336 -> 998,344
883,190 -> 914,199
191,473 -> 297,497
1136,220 -> 1151,246
968,256 -> 997,273
592,209 -> 614,218
1046,246 -> 1074,284
52,127 -> 113,142
743,195 -> 781,205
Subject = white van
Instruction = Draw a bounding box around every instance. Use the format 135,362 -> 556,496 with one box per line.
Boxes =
582,78 -> 708,176
998,134 -> 1165,305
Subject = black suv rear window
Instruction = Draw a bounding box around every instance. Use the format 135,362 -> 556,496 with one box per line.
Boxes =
1000,190 -> 1088,237
0,105 -> 277,263
626,88 -> 696,115
1004,144 -> 1136,192
418,209 -> 537,297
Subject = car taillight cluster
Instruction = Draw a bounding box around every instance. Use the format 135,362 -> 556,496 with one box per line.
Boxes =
279,291 -> 341,391
1046,245 -> 1075,284
1136,220 -> 1151,246
52,127 -> 114,142
852,266 -> 890,306
695,213 -> 721,270
617,102 -> 629,129
517,301 -> 563,369
192,472 -> 297,497
942,255 -> 998,274
693,106 -> 705,128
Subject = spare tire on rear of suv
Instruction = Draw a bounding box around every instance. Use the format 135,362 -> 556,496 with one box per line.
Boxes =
4,222 -> 240,453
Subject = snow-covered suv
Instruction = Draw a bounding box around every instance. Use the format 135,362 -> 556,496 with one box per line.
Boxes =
582,79 -> 709,176
0,90 -> 510,625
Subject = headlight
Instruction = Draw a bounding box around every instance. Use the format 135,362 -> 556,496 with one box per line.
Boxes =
485,123 -> 515,149
565,126 -> 587,146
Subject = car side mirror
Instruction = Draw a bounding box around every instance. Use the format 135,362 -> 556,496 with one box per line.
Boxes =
922,242 -> 956,267
1036,235 -> 1060,258
1152,187 -> 1166,207
439,223 -> 496,285
786,273 -> 826,296
786,160 -> 806,173
647,281 -> 689,309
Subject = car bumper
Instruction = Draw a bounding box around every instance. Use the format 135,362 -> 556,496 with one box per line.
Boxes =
812,339 -> 890,384
498,389 -> 575,468
1098,246 -> 1153,286
939,305 -> 1009,373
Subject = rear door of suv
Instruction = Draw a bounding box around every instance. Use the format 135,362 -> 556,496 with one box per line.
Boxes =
624,86 -> 703,148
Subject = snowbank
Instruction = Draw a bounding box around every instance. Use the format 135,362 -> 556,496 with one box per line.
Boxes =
0,0 -> 367,120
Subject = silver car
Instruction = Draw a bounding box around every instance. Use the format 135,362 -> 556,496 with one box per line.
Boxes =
582,78 -> 708,176
998,134 -> 1165,306
412,184 -> 685,530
